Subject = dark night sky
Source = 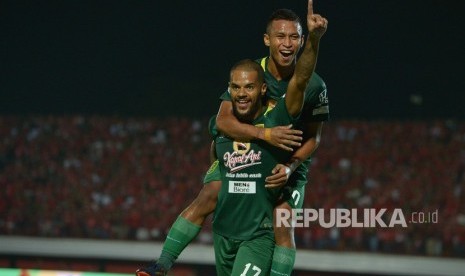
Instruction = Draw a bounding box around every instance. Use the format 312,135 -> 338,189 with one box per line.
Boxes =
1,0 -> 465,119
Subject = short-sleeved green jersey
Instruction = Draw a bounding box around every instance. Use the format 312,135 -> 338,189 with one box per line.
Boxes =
212,99 -> 296,240
220,56 -> 330,181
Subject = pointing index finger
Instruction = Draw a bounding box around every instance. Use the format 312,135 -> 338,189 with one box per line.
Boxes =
308,0 -> 313,15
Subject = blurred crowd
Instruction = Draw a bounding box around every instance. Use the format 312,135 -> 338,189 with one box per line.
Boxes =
1,115 -> 464,258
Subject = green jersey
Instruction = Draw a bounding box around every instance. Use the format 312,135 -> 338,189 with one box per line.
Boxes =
220,57 -> 330,179
212,98 -> 296,240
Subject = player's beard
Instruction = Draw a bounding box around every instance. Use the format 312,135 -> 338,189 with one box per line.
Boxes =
232,99 -> 260,124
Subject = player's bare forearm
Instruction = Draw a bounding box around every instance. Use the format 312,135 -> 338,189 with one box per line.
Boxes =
265,134 -> 319,189
294,17 -> 324,92
209,141 -> 217,163
285,0 -> 328,116
285,138 -> 316,172
285,122 -> 323,173
265,122 -> 323,188
295,0 -> 328,86
265,164 -> 291,188
265,140 -> 316,190
217,101 -> 303,151
285,38 -> 318,117
295,39 -> 319,89
216,100 -> 263,141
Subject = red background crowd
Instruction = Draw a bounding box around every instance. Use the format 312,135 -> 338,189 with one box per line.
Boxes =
1,115 -> 464,258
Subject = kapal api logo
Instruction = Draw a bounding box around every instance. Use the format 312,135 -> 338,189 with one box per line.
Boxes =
224,141 -> 262,173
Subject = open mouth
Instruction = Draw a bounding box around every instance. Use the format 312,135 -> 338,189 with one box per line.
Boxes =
235,99 -> 250,110
280,50 -> 293,61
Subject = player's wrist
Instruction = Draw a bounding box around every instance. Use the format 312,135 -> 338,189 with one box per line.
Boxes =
264,128 -> 272,141
257,128 -> 272,141
256,128 -> 264,140
306,36 -> 320,51
285,158 -> 301,173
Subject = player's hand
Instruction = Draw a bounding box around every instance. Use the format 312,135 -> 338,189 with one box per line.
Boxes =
265,164 -> 292,188
307,0 -> 328,40
263,125 -> 302,151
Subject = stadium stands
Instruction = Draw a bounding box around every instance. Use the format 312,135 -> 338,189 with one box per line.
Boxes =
0,115 -> 464,258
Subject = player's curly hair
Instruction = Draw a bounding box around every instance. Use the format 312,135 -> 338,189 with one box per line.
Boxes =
266,9 -> 302,34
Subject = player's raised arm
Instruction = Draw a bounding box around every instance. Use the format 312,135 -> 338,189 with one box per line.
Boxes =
216,100 -> 303,151
285,0 -> 328,117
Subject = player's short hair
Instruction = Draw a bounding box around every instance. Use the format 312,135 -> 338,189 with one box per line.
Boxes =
266,9 -> 302,34
229,59 -> 264,84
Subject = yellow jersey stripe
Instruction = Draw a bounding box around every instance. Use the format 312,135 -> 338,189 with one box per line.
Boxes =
260,57 -> 266,71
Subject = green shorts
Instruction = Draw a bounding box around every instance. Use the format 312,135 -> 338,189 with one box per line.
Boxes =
204,159 -> 307,209
213,232 -> 274,276
280,172 -> 307,209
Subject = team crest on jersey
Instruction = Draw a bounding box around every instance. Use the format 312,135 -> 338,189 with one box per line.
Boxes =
233,141 -> 250,155
224,142 -> 262,173
206,160 -> 219,175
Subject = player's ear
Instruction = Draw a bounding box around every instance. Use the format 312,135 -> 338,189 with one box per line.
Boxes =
300,34 -> 305,48
264,33 -> 270,46
261,83 -> 267,95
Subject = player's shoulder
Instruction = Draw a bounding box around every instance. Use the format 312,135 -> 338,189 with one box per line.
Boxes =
208,115 -> 218,137
303,72 -> 327,100
254,57 -> 264,64
254,57 -> 267,72
309,72 -> 326,89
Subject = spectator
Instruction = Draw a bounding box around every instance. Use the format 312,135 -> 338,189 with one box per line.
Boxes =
0,116 -> 464,257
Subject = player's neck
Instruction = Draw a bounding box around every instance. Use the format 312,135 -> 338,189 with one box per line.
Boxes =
267,57 -> 295,81
235,104 -> 266,124
249,104 -> 267,123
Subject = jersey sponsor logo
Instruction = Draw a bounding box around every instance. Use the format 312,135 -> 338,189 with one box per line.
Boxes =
228,181 -> 256,194
223,149 -> 262,173
226,172 -> 262,178
319,89 -> 328,104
